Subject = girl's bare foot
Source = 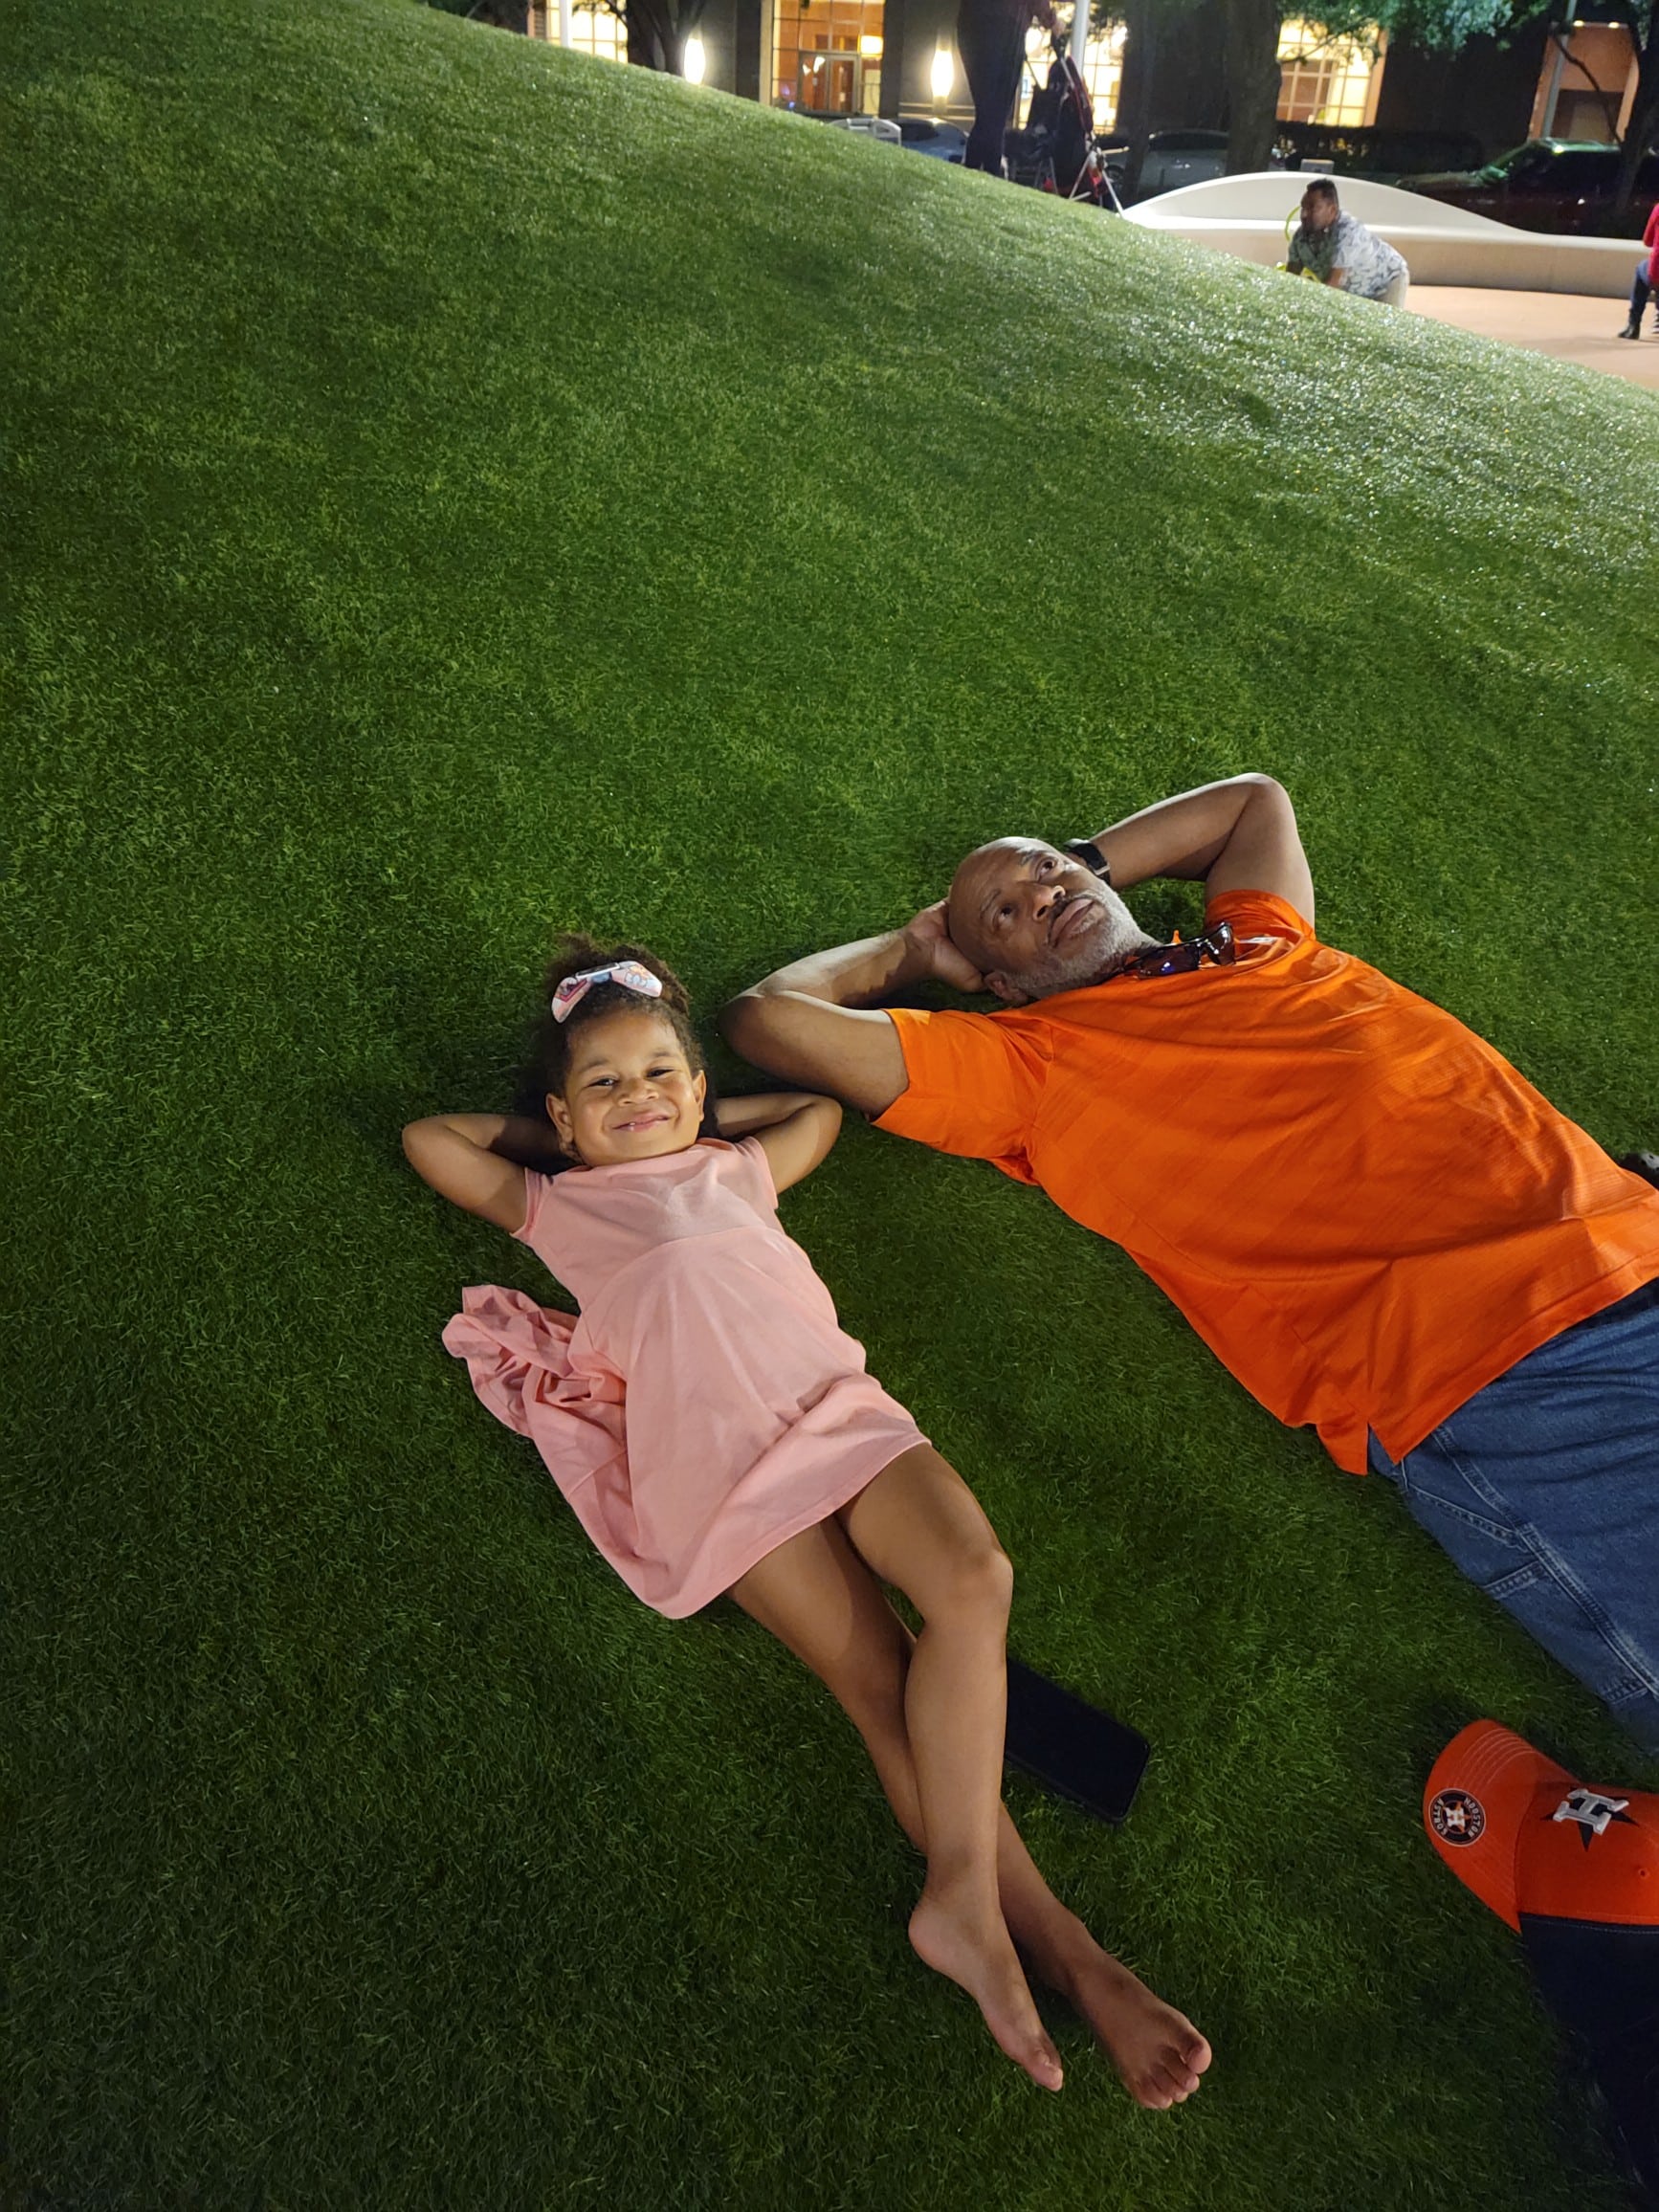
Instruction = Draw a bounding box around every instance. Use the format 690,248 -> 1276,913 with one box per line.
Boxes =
1059,1946 -> 1211,2110
909,1885 -> 1065,2091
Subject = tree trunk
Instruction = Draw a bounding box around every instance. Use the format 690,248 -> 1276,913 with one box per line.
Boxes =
626,0 -> 676,68
624,0 -> 704,72
1223,0 -> 1281,174
1612,15 -> 1659,222
626,9 -> 663,65
1114,0 -> 1160,200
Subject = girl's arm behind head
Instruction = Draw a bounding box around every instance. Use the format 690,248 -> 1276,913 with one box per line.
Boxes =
402,1113 -> 550,1233
715,1093 -> 843,1195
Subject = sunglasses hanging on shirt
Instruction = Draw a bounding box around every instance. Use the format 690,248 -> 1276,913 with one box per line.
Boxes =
1119,920 -> 1237,981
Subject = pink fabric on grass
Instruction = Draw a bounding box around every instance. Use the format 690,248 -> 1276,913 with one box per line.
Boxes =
443,1138 -> 924,1618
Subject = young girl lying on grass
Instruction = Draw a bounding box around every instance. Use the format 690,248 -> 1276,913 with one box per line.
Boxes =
403,936 -> 1210,2107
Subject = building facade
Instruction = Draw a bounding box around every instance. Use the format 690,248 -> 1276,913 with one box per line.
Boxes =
523,0 -> 1644,167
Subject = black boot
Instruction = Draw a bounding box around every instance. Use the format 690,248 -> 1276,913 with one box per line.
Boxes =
1618,317 -> 1643,339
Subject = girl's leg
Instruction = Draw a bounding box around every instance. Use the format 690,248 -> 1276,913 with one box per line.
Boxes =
992,1801 -> 1213,2110
830,1445 -> 1054,2075
730,1479 -> 1211,2106
731,1493 -> 1060,2090
839,1444 -> 1207,2105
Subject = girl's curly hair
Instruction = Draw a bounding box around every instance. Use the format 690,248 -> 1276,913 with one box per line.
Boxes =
514,935 -> 719,1154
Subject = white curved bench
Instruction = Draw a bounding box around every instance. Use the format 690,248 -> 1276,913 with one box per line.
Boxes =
1124,173 -> 1640,298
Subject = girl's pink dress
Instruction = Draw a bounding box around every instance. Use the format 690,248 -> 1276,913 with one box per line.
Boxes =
442,1138 -> 926,1618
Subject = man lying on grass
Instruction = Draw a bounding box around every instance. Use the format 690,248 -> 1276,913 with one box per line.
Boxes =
723,776 -> 1659,1750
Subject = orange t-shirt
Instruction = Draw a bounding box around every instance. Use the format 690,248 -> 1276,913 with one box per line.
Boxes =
874,889 -> 1659,1474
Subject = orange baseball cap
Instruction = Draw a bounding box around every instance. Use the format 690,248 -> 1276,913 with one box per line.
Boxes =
1425,1722 -> 1659,2204
1424,1719 -> 1659,1936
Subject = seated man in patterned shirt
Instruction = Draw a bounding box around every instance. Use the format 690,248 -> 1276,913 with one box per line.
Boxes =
1286,178 -> 1409,306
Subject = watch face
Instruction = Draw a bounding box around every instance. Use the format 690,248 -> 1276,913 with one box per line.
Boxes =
1067,841 -> 1108,879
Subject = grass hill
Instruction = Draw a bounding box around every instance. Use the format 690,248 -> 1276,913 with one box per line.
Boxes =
4,0 -> 1654,2203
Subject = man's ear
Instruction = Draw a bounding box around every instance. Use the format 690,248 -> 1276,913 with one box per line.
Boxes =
984,970 -> 1028,1006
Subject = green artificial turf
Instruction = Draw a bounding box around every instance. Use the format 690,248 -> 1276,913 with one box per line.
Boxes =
4,0 -> 1657,2202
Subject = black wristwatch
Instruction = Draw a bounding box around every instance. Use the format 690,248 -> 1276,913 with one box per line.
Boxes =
1064,837 -> 1112,886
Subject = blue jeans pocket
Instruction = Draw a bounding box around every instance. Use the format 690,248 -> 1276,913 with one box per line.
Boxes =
1399,1453 -> 1656,1714
1400,1475 -> 1517,1559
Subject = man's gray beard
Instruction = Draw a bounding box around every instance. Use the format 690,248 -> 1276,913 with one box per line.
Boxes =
1022,903 -> 1154,1002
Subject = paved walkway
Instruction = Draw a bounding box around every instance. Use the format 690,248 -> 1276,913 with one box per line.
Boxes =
1409,287 -> 1659,389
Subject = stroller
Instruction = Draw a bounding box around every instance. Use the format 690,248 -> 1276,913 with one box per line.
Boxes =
1004,46 -> 1123,210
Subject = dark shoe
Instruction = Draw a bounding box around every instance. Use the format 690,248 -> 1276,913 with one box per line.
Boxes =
1618,319 -> 1643,339
1620,1151 -> 1659,1189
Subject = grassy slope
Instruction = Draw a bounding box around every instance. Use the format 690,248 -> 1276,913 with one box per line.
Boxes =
4,0 -> 1656,2203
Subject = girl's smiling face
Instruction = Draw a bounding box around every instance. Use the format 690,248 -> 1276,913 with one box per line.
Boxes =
547,1007 -> 707,1167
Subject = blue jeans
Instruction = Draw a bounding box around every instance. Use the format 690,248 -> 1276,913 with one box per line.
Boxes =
1369,1279 -> 1659,1753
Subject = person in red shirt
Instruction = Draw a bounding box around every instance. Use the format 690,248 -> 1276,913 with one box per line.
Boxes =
1617,201 -> 1659,337
722,775 -> 1659,1748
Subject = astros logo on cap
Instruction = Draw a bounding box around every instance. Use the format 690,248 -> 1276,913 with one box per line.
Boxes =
1422,1720 -> 1659,1936
1553,1788 -> 1638,1845
1427,1789 -> 1487,1847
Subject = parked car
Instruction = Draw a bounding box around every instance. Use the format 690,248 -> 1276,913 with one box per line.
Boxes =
1272,122 -> 1481,186
898,117 -> 967,162
824,114 -> 901,145
1399,138 -> 1659,236
1102,129 -> 1288,204
1131,129 -> 1228,199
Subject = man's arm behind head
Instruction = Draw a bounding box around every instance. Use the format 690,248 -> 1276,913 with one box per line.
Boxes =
1095,773 -> 1315,924
720,926 -> 940,1119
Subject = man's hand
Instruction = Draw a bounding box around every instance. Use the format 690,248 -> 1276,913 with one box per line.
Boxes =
903,899 -> 985,995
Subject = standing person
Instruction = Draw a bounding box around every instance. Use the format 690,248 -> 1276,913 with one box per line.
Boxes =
1617,199 -> 1659,338
404,936 -> 1211,2109
958,0 -> 1055,176
1287,177 -> 1409,306
722,775 -> 1659,1750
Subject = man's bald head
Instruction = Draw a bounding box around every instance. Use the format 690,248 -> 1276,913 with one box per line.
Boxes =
946,837 -> 1148,1003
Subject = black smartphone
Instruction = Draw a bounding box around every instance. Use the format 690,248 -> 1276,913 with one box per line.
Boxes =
1004,1655 -> 1151,1826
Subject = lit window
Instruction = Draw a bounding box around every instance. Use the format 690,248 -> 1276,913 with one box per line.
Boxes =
527,2 -> 628,63
771,0 -> 885,111
1276,20 -> 1380,125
